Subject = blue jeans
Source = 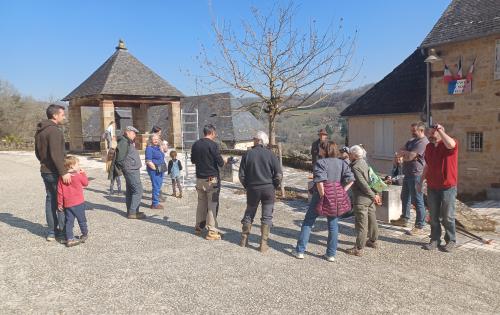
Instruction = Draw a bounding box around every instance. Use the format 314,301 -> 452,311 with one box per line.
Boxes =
41,172 -> 64,237
296,193 -> 339,257
147,169 -> 164,206
427,187 -> 457,244
64,203 -> 88,240
401,175 -> 426,228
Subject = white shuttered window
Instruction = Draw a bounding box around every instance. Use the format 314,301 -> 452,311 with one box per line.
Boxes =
374,118 -> 394,158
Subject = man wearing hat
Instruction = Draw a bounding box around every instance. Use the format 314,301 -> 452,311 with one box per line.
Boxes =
114,126 -> 145,219
311,128 -> 329,165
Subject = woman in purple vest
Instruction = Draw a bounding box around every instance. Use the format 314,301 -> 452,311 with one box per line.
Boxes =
293,141 -> 354,262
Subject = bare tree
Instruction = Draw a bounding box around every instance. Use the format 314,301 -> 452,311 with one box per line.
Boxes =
198,2 -> 357,145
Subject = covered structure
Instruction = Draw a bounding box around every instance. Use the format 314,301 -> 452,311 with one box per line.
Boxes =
62,40 -> 184,156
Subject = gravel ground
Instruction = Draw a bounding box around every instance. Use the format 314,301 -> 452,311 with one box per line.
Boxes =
0,151 -> 499,314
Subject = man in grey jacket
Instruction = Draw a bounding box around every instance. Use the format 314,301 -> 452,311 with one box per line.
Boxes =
114,126 -> 145,219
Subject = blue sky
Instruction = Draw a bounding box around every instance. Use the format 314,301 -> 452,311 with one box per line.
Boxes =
0,0 -> 450,101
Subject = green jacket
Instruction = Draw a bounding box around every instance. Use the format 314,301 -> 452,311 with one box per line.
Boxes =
350,158 -> 377,206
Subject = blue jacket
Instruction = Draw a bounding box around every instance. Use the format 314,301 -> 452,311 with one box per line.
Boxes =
145,145 -> 165,171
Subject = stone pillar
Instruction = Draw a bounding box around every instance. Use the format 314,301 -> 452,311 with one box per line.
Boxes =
100,100 -> 115,160
167,101 -> 182,148
68,102 -> 84,152
132,104 -> 148,150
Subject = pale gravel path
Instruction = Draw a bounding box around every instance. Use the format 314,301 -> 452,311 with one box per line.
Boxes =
0,151 -> 499,314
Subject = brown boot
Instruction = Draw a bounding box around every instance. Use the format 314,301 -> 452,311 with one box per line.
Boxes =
239,224 -> 252,247
259,224 -> 270,253
346,247 -> 363,256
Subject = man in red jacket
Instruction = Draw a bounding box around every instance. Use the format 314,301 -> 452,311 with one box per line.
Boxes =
420,124 -> 458,252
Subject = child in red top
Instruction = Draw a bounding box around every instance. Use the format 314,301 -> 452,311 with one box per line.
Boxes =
57,156 -> 89,247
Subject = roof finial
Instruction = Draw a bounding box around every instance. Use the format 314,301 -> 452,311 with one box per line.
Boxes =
116,39 -> 127,50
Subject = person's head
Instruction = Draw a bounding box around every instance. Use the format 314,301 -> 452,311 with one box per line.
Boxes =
64,155 -> 79,171
108,121 -> 115,127
151,125 -> 162,134
170,150 -> 177,159
426,124 -> 444,144
410,121 -> 426,138
318,129 -> 328,141
124,126 -> 139,140
319,141 -> 338,158
46,104 -> 66,124
149,133 -> 160,146
394,155 -> 403,165
339,146 -> 350,160
253,131 -> 269,146
349,144 -> 366,161
203,124 -> 217,140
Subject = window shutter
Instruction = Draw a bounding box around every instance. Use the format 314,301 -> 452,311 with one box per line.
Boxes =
495,40 -> 500,80
374,120 -> 384,156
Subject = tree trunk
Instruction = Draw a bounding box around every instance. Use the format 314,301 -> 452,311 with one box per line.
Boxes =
268,113 -> 276,146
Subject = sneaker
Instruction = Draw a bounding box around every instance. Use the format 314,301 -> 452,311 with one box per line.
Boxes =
66,239 -> 81,247
177,193 -> 183,199
346,247 -> 363,256
56,237 -> 67,244
151,204 -> 164,210
365,240 -> 378,249
292,250 -> 305,259
441,241 -> 456,253
171,193 -> 177,197
205,230 -> 221,241
423,241 -> 439,251
128,213 -> 146,219
324,255 -> 335,262
406,227 -> 427,236
390,217 -> 408,227
79,235 -> 88,243
46,233 -> 56,242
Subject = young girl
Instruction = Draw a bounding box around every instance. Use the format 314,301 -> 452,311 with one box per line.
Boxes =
106,148 -> 122,195
167,150 -> 183,198
57,156 -> 89,247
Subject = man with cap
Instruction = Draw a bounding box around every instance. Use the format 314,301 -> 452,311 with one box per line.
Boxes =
311,128 -> 329,165
114,126 -> 145,219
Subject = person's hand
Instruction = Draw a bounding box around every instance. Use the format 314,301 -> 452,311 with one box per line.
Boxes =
62,173 -> 72,184
79,168 -> 86,174
433,123 -> 444,132
57,207 -> 64,212
374,195 -> 382,206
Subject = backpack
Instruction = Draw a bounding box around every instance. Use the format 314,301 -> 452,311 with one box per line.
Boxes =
368,166 -> 388,193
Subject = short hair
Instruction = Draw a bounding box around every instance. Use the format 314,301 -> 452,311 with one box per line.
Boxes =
349,145 -> 366,160
203,124 -> 216,136
46,104 -> 65,119
411,121 -> 426,131
253,131 -> 269,146
148,133 -> 160,146
170,150 -> 177,158
64,155 -> 79,171
319,141 -> 338,158
151,125 -> 162,133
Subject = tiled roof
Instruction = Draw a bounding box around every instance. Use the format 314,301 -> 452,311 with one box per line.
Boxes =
421,0 -> 500,48
340,49 -> 426,117
62,43 -> 183,101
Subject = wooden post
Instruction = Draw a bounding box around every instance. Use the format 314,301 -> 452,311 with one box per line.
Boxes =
277,143 -> 285,197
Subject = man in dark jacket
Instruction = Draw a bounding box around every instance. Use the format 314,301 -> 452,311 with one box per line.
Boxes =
191,124 -> 225,240
311,128 -> 328,165
238,131 -> 282,252
35,104 -> 71,241
114,126 -> 145,219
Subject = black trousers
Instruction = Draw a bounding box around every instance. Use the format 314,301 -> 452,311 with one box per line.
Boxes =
241,186 -> 275,226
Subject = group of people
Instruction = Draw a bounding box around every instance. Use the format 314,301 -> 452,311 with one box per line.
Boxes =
35,104 -> 459,257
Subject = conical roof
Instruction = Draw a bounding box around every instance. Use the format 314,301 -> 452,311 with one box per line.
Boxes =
62,40 -> 183,101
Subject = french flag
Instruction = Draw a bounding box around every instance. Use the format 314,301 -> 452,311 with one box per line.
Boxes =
443,64 -> 453,83
454,57 -> 463,80
466,57 -> 476,81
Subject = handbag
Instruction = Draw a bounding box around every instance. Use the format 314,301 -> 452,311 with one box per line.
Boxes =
368,166 -> 388,193
155,162 -> 168,174
315,181 -> 351,217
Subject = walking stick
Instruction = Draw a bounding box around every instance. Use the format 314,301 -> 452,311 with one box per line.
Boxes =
456,219 -> 494,245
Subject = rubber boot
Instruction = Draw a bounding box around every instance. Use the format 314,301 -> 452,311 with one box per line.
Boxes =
259,224 -> 270,253
239,224 -> 252,247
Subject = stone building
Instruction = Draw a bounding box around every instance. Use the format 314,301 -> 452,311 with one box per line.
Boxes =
342,0 -> 500,198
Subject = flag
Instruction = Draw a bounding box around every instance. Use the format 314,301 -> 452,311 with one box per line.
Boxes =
448,79 -> 467,94
454,57 -> 463,80
443,64 -> 453,83
466,57 -> 476,81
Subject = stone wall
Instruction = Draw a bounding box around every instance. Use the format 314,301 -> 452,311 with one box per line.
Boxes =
430,34 -> 500,196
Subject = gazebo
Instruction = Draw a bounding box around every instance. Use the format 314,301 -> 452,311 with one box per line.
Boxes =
62,40 -> 184,157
